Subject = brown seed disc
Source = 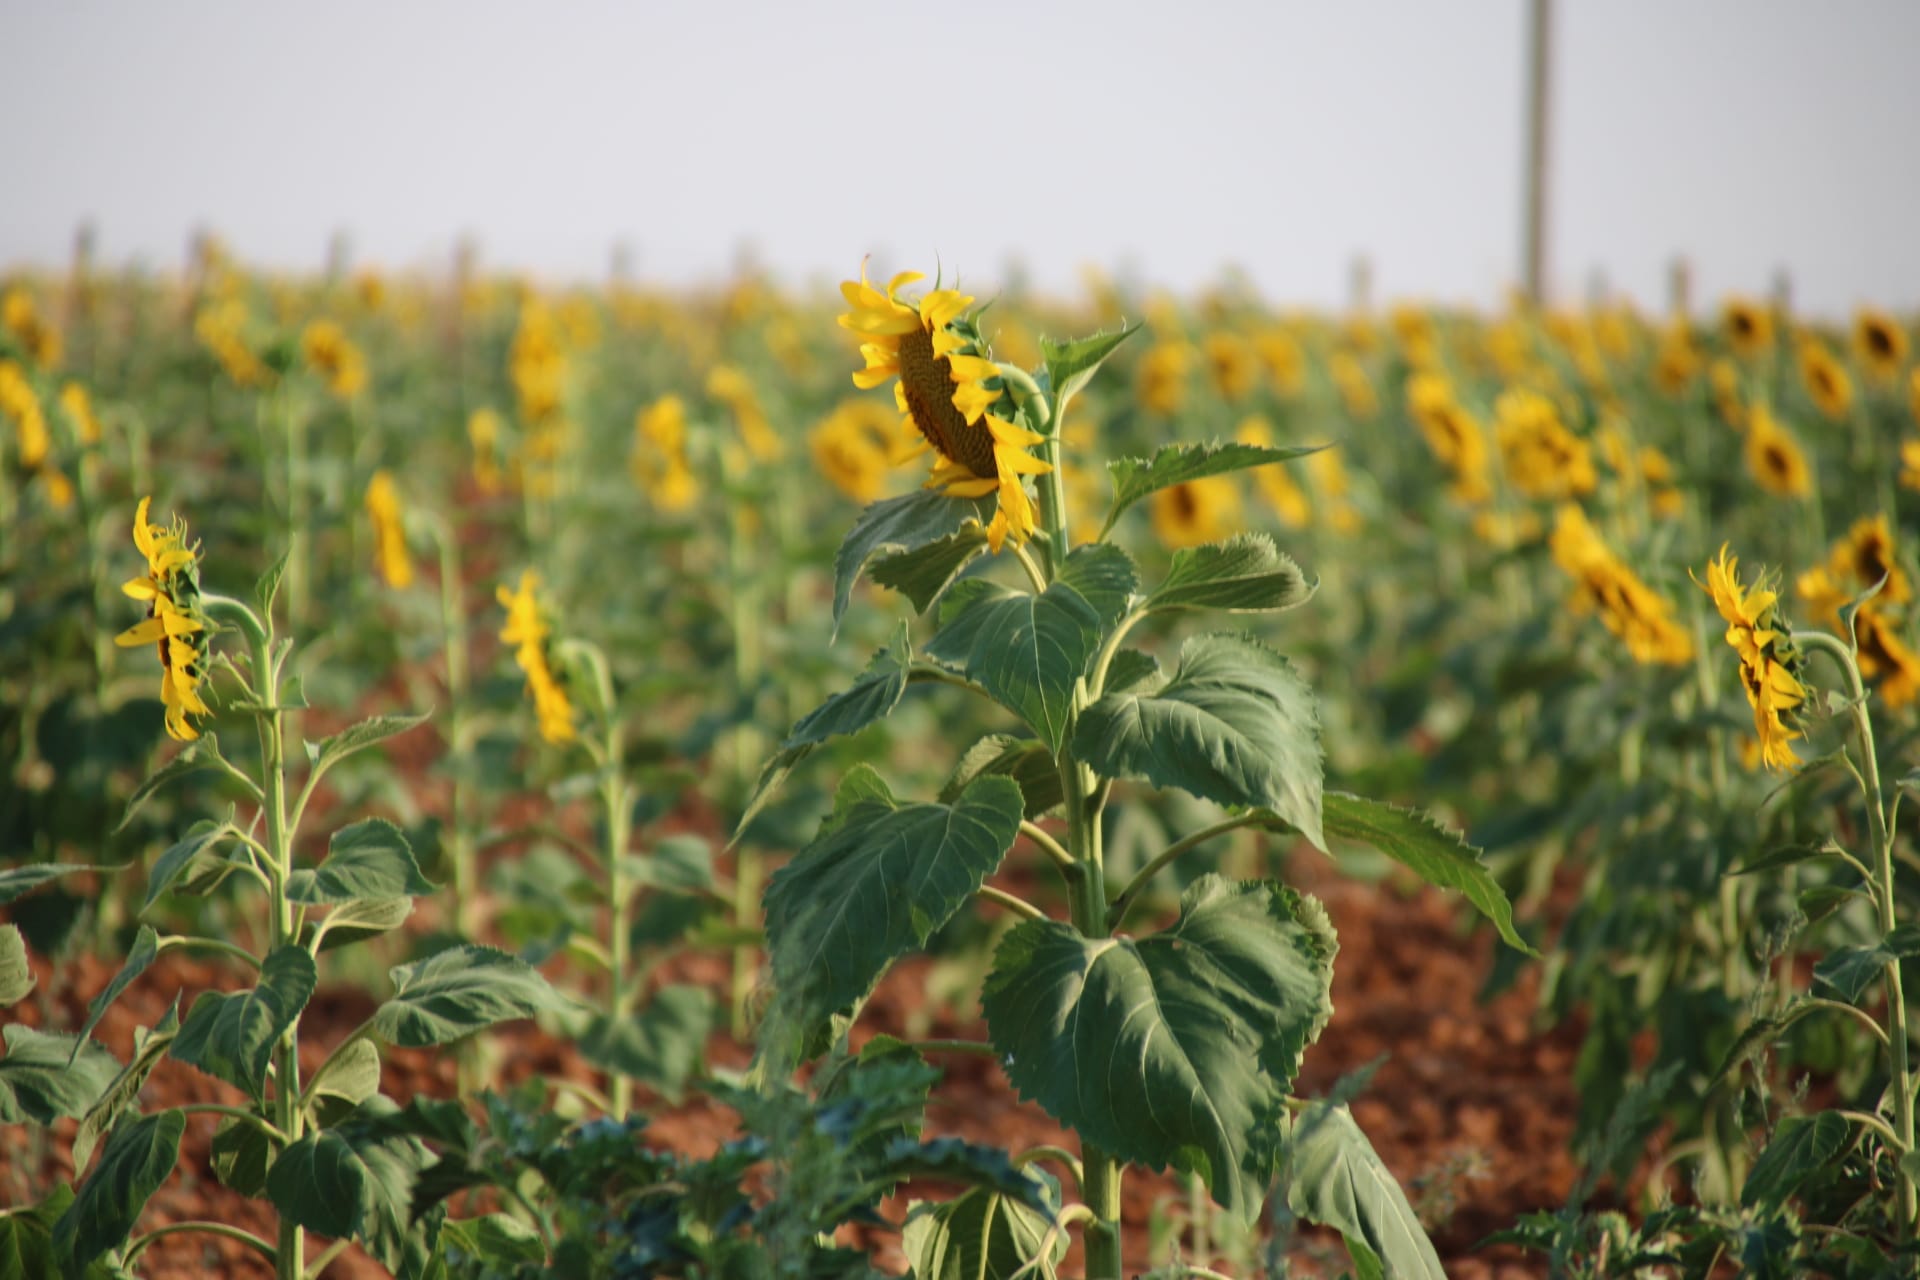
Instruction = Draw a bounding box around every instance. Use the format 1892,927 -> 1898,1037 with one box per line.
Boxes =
897,326 -> 1000,480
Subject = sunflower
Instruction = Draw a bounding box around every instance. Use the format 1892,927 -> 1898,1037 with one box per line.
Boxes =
301,319 -> 369,399
115,497 -> 214,741
810,398 -> 896,504
1494,387 -> 1597,500
1856,606 -> 1920,709
1698,545 -> 1807,770
497,571 -> 576,745
707,365 -> 783,463
1854,308 -> 1908,382
1330,351 -> 1379,420
57,382 -> 101,446
631,394 -> 699,512
1835,513 -> 1912,605
2,286 -> 62,369
1900,439 -> 1920,492
363,470 -> 413,588
1256,328 -> 1307,397
1796,341 -> 1853,421
1652,324 -> 1700,397
195,300 -> 274,389
838,264 -> 1048,553
1743,405 -> 1812,498
1205,333 -> 1258,402
1237,417 -> 1310,528
1406,374 -> 1492,504
1721,297 -> 1773,360
1136,341 -> 1193,416
1710,359 -> 1746,430
468,407 -> 506,495
1151,474 -> 1242,549
1548,505 -> 1693,666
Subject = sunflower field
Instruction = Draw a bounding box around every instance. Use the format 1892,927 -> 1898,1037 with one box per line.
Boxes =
4,241 -> 1920,1280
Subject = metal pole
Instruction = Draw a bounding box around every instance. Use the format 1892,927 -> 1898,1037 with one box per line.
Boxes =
1522,0 -> 1553,306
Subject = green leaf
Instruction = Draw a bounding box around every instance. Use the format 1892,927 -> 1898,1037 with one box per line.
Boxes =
70,926 -> 161,1060
0,925 -> 31,1007
143,816 -> 234,910
734,623 -> 911,841
639,835 -> 714,893
870,526 -> 990,615
170,945 -> 317,1097
309,1037 -> 383,1110
55,1109 -> 185,1274
305,711 -> 431,780
902,1186 -> 1065,1280
0,1188 -> 120,1280
1742,1112 -> 1854,1211
982,876 -> 1337,1221
764,774 -> 1024,1056
286,818 -> 436,905
1151,534 -> 1315,614
117,734 -> 225,834
0,1026 -> 120,1124
373,945 -> 568,1047
1280,1101 -> 1445,1280
833,488 -> 993,629
265,1130 -> 366,1240
1041,322 -> 1141,414
928,579 -> 1101,752
437,1214 -> 544,1266
210,1116 -> 278,1198
1057,543 -> 1140,626
1102,649 -> 1161,695
885,1137 -> 1061,1213
310,897 -> 415,952
1714,999 -> 1822,1087
1729,843 -> 1830,876
0,864 -> 110,907
1317,793 -> 1535,956
940,735 -> 1065,818
1074,632 -> 1325,850
253,547 -> 291,620
74,1002 -> 181,1175
1103,440 -> 1324,537
577,984 -> 714,1103
1812,930 -> 1912,1004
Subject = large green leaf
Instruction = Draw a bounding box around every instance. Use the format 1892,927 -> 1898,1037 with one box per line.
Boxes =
0,864 -> 111,907
902,1186 -> 1064,1280
833,489 -> 993,628
310,896 -> 416,953
116,734 -> 226,833
870,526 -> 990,614
764,773 -> 1024,1056
1813,924 -> 1920,1004
1315,793 -> 1535,956
142,817 -> 235,909
1150,534 -> 1315,614
1742,1112 -> 1855,1212
1074,632 -> 1324,850
286,818 -> 436,905
928,580 -> 1101,752
55,1109 -> 185,1274
373,945 -> 568,1047
0,1026 -> 120,1124
981,876 -> 1337,1220
170,945 -> 317,1097
74,1002 -> 181,1173
210,1115 -> 279,1198
70,926 -> 160,1057
577,984 -> 715,1103
1280,1102 -> 1445,1280
304,711 -> 431,781
0,1188 -> 120,1280
1041,323 -> 1140,416
1057,542 -> 1140,626
939,735 -> 1065,818
1103,440 -> 1323,537
265,1111 -> 430,1264
735,624 -> 912,839
0,925 -> 31,1007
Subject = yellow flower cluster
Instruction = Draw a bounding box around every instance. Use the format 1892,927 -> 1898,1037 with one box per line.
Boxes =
1406,374 -> 1492,505
810,397 -> 898,504
1495,388 -> 1596,500
58,382 -> 102,446
1,359 -> 51,472
1797,515 -> 1920,708
467,407 -> 505,495
115,498 -> 214,741
363,470 -> 413,588
1700,547 -> 1807,771
706,365 -> 783,464
2,286 -> 63,368
632,394 -> 699,511
1548,506 -> 1693,666
301,319 -> 369,399
497,571 -> 575,745
195,300 -> 274,388
510,298 -> 568,424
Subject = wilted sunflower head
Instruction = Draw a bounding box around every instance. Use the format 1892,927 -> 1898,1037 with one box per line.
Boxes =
838,263 -> 1048,553
115,497 -> 213,741
1697,545 -> 1808,771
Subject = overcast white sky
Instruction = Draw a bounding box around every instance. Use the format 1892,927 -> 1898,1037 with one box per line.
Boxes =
3,0 -> 1916,313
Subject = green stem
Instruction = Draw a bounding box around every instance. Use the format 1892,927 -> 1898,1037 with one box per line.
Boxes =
159,934 -> 262,971
1018,820 -> 1075,874
302,1237 -> 354,1280
999,364 -> 1068,571
978,885 -> 1046,921
601,734 -> 633,1121
1796,628 -> 1915,1234
912,1038 -> 997,1056
176,1103 -> 288,1143
1087,608 -> 1147,699
1014,1144 -> 1085,1195
1108,813 -> 1269,932
123,1222 -> 277,1266
434,517 -> 479,942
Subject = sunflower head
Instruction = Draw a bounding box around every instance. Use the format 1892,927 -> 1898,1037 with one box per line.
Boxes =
115,497 -> 214,741
496,571 -> 576,745
1855,308 -> 1908,381
1722,297 -> 1774,359
838,263 -> 1049,553
1697,545 -> 1808,770
1797,342 -> 1853,421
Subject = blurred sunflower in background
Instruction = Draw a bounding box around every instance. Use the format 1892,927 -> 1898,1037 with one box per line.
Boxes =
1151,474 -> 1241,548
838,263 -> 1048,553
1796,341 -> 1853,421
1854,307 -> 1908,382
1744,405 -> 1812,497
1721,296 -> 1774,360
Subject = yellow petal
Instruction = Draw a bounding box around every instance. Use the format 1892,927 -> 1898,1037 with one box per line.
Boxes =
920,289 -> 973,333
116,619 -> 165,647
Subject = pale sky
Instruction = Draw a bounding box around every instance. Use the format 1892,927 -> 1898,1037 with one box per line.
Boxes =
3,0 -> 1916,314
